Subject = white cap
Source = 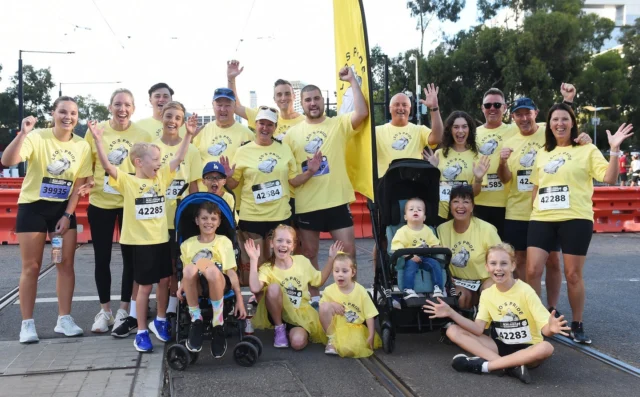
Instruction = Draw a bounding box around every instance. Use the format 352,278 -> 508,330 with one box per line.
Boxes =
255,106 -> 278,124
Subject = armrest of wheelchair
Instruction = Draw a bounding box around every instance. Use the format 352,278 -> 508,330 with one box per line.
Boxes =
176,258 -> 183,280
390,248 -> 452,265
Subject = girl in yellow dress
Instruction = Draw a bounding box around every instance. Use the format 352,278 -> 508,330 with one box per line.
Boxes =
319,253 -> 381,358
245,224 -> 340,350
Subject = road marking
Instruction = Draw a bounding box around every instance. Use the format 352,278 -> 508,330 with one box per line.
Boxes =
15,291 -> 256,304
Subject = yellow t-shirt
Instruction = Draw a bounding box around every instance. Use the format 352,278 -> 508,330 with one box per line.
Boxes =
231,141 -> 297,222
17,129 -> 93,204
530,144 -> 608,222
258,255 -> 322,307
193,121 -> 254,164
245,107 -> 305,141
85,121 -> 153,209
477,280 -> 550,345
502,126 -> 546,221
320,283 -> 378,324
108,164 -> 175,245
375,122 -> 435,176
154,139 -> 202,229
136,117 -> 186,139
474,124 -> 519,207
436,149 -> 477,219
436,217 -> 501,281
179,235 -> 236,272
283,114 -> 357,214
390,224 -> 440,251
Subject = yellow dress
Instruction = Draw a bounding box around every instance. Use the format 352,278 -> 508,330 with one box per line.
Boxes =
251,256 -> 327,344
321,283 -> 382,358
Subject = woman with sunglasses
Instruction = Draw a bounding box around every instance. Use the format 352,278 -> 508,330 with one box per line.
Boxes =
219,107 -> 322,266
423,111 -> 490,226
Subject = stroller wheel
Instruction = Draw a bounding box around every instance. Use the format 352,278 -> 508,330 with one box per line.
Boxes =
242,335 -> 263,357
382,328 -> 395,354
166,344 -> 190,371
233,342 -> 259,367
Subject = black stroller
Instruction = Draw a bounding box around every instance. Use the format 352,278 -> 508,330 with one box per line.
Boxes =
165,192 -> 263,370
369,159 -> 459,353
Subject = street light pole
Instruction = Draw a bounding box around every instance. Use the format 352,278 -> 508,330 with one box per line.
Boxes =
582,105 -> 612,148
59,81 -> 122,97
408,54 -> 420,125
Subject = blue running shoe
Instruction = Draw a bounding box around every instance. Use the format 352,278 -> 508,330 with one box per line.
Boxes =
149,319 -> 171,342
134,331 -> 153,352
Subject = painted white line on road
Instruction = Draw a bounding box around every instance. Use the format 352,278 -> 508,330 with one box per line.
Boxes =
15,291 -> 255,304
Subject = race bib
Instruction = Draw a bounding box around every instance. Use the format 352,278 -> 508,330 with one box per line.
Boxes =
439,181 -> 466,201
166,180 -> 186,200
39,177 -> 72,199
252,180 -> 283,204
482,174 -> 503,192
538,186 -> 570,210
516,170 -> 533,192
494,319 -> 533,345
453,277 -> 481,292
285,286 -> 302,308
103,174 -> 121,195
301,156 -> 330,177
135,196 -> 165,220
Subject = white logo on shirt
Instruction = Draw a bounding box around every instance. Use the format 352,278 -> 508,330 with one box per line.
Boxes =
345,310 -> 359,323
304,137 -> 324,154
142,187 -> 159,198
479,139 -> 498,155
520,149 -> 537,167
543,157 -> 566,174
500,309 -> 521,322
108,145 -> 129,166
442,163 -> 463,181
191,249 -> 213,263
451,247 -> 470,268
258,158 -> 278,173
392,137 -> 409,151
208,141 -> 228,156
46,157 -> 71,176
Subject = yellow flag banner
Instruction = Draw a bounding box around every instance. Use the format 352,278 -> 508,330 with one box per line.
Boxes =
333,0 -> 376,201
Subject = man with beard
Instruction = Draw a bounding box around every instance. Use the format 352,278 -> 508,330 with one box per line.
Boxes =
375,86 -> 443,176
137,83 -> 187,139
283,66 -> 368,308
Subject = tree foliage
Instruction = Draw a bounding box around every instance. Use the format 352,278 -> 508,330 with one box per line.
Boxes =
406,0 -> 465,56
6,65 -> 55,126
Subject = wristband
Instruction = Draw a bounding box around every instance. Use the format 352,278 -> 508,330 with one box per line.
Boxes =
563,100 -> 574,106
63,212 -> 73,220
609,151 -> 622,157
429,107 -> 439,112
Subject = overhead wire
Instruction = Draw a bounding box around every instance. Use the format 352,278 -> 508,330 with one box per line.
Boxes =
91,0 -> 125,49
235,0 -> 258,53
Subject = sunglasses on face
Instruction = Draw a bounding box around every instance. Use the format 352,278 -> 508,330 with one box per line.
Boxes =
214,88 -> 234,97
483,102 -> 504,109
203,175 -> 225,181
259,106 -> 278,114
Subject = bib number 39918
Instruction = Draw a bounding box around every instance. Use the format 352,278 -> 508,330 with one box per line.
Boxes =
495,319 -> 533,345
135,197 -> 165,220
252,180 -> 283,204
538,185 -> 570,210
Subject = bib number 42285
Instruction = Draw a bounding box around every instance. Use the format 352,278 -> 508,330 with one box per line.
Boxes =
135,197 -> 165,220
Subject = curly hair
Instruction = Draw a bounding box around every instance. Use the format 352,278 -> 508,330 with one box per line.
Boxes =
441,111 -> 478,157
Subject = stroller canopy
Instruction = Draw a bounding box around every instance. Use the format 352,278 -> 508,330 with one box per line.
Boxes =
174,192 -> 236,245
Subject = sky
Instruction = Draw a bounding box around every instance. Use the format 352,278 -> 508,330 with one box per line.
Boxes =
0,0 -> 479,121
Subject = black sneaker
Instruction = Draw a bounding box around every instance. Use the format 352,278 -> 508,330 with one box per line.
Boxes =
571,321 -> 592,344
186,319 -> 203,353
506,365 -> 531,384
111,316 -> 138,338
451,354 -> 485,374
211,325 -> 227,358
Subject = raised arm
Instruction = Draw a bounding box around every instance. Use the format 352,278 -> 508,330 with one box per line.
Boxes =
319,241 -> 344,286
169,114 -> 198,172
472,156 -> 490,196
227,60 -> 248,120
1,116 -> 36,166
88,121 -> 117,179
245,239 -> 265,294
603,124 -> 634,184
339,66 -> 368,129
218,155 -> 239,189
420,84 -> 443,146
497,147 -> 513,184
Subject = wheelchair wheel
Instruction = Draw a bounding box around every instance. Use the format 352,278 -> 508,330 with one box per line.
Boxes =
242,335 -> 263,357
177,339 -> 200,364
233,342 -> 259,367
382,327 -> 395,354
167,344 -> 190,371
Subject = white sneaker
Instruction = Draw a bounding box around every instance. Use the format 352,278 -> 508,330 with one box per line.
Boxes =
91,310 -> 115,333
54,315 -> 83,337
403,289 -> 419,300
431,285 -> 444,298
113,309 -> 128,331
20,320 -> 39,343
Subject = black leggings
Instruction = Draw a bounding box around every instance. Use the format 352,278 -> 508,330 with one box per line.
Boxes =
87,205 -> 133,304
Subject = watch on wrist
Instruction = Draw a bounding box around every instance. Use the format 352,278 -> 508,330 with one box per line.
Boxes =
563,100 -> 574,106
63,212 -> 73,220
429,107 -> 439,112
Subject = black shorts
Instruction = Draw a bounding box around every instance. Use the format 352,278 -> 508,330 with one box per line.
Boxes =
296,204 -> 353,232
527,219 -> 593,256
168,229 -> 177,262
620,173 -> 628,182
238,218 -> 291,238
16,200 -> 77,233
494,338 -> 532,357
633,172 -> 640,183
289,198 -> 297,227
121,242 -> 173,285
504,219 -> 560,252
473,205 -> 505,239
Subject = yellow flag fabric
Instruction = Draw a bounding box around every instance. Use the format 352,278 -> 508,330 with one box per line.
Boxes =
333,0 -> 375,201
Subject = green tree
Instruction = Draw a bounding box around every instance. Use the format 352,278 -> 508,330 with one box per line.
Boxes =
72,95 -> 109,137
406,0 -> 466,56
621,18 -> 640,149
6,65 -> 55,127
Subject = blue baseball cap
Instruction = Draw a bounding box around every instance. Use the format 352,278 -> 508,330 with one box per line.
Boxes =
213,87 -> 236,102
510,97 -> 537,112
202,161 -> 226,177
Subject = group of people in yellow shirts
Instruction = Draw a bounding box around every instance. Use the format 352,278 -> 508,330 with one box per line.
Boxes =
2,60 -> 633,383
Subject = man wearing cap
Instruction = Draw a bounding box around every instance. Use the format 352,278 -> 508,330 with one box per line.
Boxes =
220,106 -> 320,265
226,60 -> 305,141
283,66 -> 368,306
498,88 -> 591,315
137,83 -> 187,138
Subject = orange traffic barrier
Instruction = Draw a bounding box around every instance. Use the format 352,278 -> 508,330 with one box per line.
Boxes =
0,177 -> 24,189
592,187 -> 640,233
